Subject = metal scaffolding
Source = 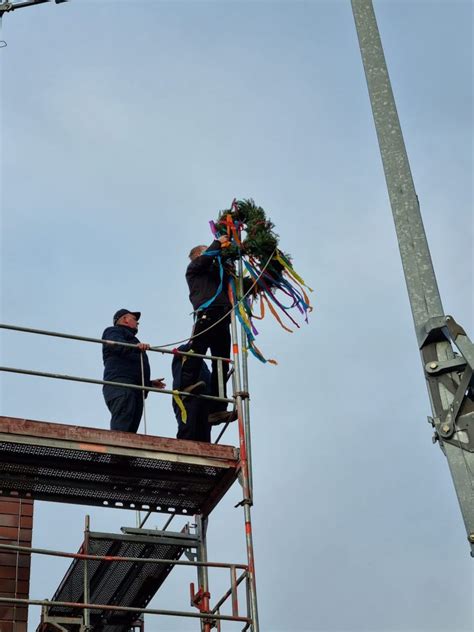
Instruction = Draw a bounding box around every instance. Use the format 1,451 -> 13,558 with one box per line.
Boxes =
0,299 -> 261,630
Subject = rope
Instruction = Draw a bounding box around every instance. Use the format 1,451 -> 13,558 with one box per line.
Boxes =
140,352 -> 147,435
137,352 -> 147,528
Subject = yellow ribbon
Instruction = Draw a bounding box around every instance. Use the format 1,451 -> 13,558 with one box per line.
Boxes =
238,301 -> 253,331
275,253 -> 313,292
173,390 -> 187,423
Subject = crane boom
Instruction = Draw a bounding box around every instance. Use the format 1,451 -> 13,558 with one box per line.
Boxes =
0,0 -> 66,19
351,0 -> 474,555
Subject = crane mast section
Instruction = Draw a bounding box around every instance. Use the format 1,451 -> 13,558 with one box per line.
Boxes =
351,0 -> 474,555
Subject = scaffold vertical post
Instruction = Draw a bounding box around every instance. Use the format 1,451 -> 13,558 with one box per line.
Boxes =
230,565 -> 239,617
83,514 -> 90,630
217,357 -> 225,399
230,304 -> 260,631
196,514 -> 211,632
237,254 -> 254,497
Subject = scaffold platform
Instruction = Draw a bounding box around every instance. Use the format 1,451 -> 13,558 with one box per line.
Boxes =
0,417 -> 239,515
37,528 -> 197,632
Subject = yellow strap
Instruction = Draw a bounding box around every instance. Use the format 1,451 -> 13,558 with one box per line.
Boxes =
173,390 -> 187,423
238,301 -> 253,331
275,253 -> 313,292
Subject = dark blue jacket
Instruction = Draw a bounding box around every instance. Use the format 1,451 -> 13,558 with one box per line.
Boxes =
171,343 -> 211,392
102,325 -> 151,400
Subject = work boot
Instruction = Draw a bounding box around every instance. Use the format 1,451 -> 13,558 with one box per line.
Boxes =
208,410 -> 238,426
181,380 -> 206,395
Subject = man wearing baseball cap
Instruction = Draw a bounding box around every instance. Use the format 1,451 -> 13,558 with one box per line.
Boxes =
101,309 -> 165,433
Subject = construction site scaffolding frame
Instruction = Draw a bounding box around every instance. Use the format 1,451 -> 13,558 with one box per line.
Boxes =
0,535 -> 252,628
0,285 -> 261,630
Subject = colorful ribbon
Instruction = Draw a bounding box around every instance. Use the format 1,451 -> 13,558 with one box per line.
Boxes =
172,390 -> 187,423
204,206 -> 313,366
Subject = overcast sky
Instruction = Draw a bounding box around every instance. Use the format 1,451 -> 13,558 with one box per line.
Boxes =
1,1 -> 473,631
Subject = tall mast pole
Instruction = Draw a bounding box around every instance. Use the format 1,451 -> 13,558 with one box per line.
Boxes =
351,0 -> 474,554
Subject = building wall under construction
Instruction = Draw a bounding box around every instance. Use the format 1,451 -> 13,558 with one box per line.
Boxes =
0,498 -> 34,632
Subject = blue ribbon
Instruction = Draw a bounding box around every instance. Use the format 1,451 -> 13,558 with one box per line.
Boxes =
228,278 -> 267,363
195,251 -> 224,312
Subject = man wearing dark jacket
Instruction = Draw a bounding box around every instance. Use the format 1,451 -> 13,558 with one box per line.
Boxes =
172,343 -> 211,442
102,309 -> 165,433
180,236 -> 237,426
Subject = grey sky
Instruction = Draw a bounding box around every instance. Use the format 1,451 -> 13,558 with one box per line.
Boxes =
1,1 -> 473,631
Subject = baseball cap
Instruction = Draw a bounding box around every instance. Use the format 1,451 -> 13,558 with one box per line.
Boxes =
113,309 -> 141,325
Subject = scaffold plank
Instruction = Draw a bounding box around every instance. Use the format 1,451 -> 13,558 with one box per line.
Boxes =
0,417 -> 239,515
37,529 -> 192,632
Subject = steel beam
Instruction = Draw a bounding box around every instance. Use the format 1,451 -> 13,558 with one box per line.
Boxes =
351,0 -> 474,554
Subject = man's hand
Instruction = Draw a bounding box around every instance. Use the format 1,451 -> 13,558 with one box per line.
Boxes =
151,378 -> 166,389
137,342 -> 150,351
218,234 -> 231,247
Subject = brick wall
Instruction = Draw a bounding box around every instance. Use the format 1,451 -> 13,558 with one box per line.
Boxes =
0,498 -> 34,632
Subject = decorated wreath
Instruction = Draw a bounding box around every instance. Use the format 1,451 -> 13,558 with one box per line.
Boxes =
208,199 -> 313,364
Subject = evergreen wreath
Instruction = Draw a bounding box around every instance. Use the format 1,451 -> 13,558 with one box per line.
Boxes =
213,198 -> 287,285
210,198 -> 312,364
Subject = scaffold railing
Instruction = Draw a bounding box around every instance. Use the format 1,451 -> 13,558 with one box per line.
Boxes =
0,509 -> 252,630
0,322 -> 235,409
0,308 -> 260,631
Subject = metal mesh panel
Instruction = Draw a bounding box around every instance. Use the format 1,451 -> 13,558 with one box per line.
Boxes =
0,440 -> 236,514
44,532 -> 187,631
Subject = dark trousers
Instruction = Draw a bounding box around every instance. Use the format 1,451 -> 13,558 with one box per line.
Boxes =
174,397 -> 211,443
180,308 -> 231,413
105,388 -> 143,433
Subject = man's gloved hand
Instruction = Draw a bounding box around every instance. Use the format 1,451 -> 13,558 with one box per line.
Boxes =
218,234 -> 231,248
